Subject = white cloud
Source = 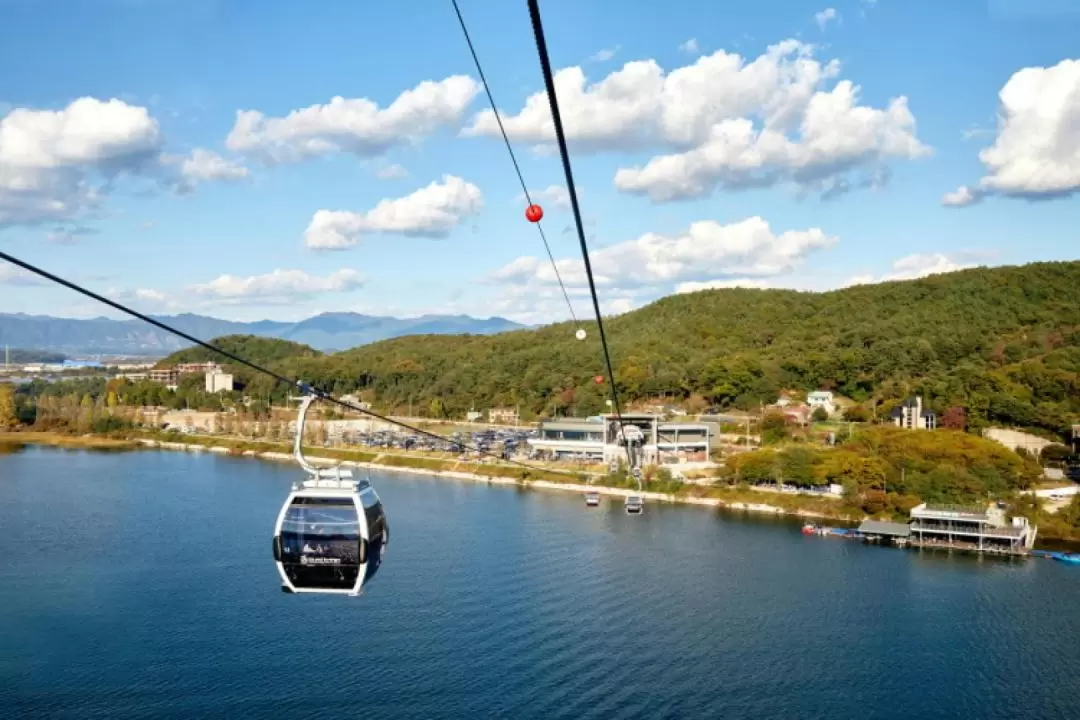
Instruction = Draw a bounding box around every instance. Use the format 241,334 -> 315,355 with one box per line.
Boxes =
304,175 -> 483,249
97,287 -> 185,315
191,268 -> 365,303
615,78 -> 929,202
0,261 -> 46,286
492,216 -> 836,290
0,97 -> 162,228
518,184 -> 570,209
679,38 -> 700,54
949,59 -> 1080,203
226,76 -> 480,164
941,185 -> 982,207
589,47 -> 619,63
464,40 -> 928,200
845,253 -> 975,286
178,148 -> 249,183
675,278 -> 771,294
376,163 -> 409,179
0,97 -> 250,229
815,8 -> 839,30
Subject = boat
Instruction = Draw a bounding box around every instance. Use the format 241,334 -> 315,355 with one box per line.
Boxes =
1052,552 -> 1080,565
584,491 -> 600,507
625,495 -> 644,515
801,523 -> 817,535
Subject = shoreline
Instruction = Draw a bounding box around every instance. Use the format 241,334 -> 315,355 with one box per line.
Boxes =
140,438 -> 838,521
0,431 -> 839,523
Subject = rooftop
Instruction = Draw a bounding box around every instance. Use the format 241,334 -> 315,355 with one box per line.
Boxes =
858,520 -> 911,537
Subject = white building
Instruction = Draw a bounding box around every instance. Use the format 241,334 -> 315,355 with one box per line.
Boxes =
528,414 -> 711,465
806,391 -> 836,416
892,396 -> 936,430
205,370 -> 234,393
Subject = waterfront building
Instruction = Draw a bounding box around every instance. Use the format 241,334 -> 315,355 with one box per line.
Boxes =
528,414 -> 711,465
908,503 -> 1036,555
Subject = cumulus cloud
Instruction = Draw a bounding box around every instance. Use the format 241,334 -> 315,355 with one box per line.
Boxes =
0,97 -> 249,229
675,278 -> 771,294
304,175 -> 483,249
815,8 -> 839,30
0,97 -> 161,228
845,253 -> 976,286
464,40 -> 928,201
376,163 -> 409,180
948,59 -> 1080,204
518,184 -> 570,209
178,148 -> 249,183
941,185 -> 982,207
226,76 -> 480,164
492,216 -> 836,290
191,268 -> 365,303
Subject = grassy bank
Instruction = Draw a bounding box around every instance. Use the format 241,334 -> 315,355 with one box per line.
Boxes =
0,430 -> 140,451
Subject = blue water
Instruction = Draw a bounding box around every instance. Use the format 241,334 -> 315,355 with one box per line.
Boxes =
1,446 -> 1078,719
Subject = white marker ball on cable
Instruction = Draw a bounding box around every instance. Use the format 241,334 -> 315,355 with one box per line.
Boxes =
575,328 -> 587,340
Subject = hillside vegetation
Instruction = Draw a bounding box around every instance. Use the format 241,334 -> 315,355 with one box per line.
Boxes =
224,261 -> 1079,438
159,335 -> 321,367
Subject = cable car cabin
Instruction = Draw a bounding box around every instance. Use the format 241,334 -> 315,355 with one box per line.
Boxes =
625,495 -> 644,515
584,491 -> 600,507
273,474 -> 388,595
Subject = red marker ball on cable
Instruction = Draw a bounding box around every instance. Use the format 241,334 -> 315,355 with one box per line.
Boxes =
525,204 -> 544,223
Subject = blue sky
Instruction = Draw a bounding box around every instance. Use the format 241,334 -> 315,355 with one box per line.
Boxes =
0,0 -> 1078,324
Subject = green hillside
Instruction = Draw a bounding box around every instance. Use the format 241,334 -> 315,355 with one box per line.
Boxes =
159,335 -> 321,369
243,260 -> 1079,438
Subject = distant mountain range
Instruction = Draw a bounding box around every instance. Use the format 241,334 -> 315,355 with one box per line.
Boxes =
0,311 -> 524,356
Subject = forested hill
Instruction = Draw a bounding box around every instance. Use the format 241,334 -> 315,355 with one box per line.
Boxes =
229,261 -> 1080,439
160,336 -> 320,366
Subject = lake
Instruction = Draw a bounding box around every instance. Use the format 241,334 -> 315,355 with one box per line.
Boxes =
1,446 -> 1078,719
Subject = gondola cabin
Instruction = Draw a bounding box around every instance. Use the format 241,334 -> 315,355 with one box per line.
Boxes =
625,495 -> 644,515
273,472 -> 388,596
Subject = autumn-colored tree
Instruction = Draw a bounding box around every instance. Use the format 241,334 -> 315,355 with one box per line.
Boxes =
940,406 -> 967,430
0,385 -> 18,430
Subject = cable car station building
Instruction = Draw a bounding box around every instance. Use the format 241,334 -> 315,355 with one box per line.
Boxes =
528,413 -> 711,465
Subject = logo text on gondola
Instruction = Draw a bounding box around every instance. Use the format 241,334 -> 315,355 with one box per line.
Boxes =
300,556 -> 341,565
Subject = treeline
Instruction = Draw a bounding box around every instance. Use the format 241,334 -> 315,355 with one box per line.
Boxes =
722,425 -> 1042,509
159,261 -> 1080,439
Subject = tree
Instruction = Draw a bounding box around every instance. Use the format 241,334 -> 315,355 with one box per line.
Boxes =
811,406 -> 829,422
843,405 -> 870,422
941,406 -> 967,430
0,385 -> 18,430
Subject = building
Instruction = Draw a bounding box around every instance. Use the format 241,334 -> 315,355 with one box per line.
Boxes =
118,372 -> 148,382
908,503 -> 1037,555
488,407 -> 519,425
528,414 -> 711,465
891,396 -> 936,429
983,427 -> 1054,455
147,368 -> 180,389
780,404 -> 812,426
176,362 -> 223,375
205,370 -> 234,393
806,391 -> 836,416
